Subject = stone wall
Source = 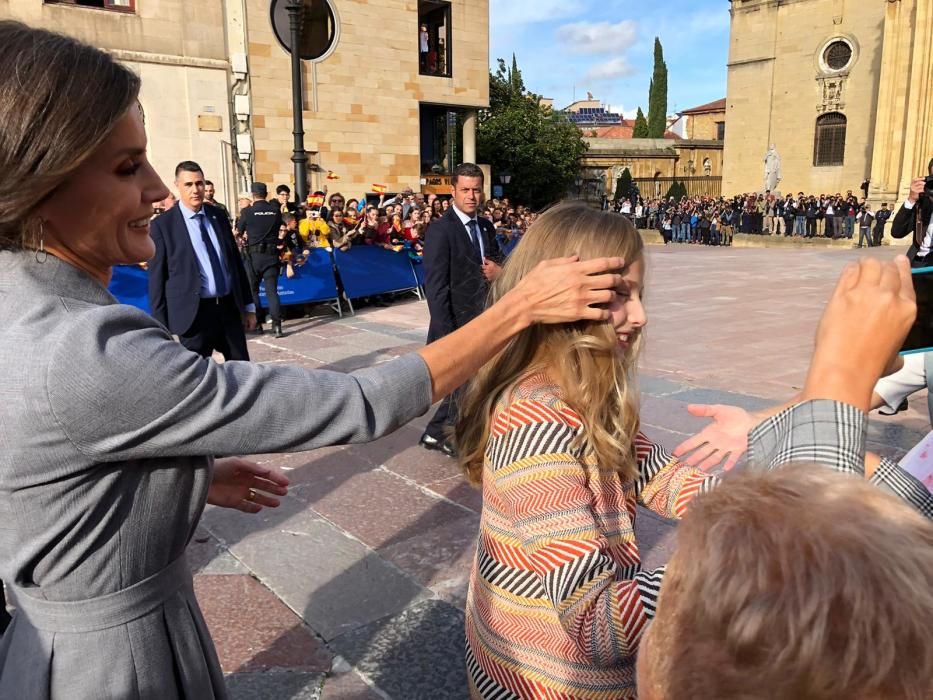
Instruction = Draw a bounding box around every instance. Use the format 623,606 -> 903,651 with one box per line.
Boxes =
686,111 -> 725,141
245,0 -> 490,195
723,0 -> 885,196
0,0 -> 234,202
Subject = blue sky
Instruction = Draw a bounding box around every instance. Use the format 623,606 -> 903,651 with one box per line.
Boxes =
488,0 -> 730,116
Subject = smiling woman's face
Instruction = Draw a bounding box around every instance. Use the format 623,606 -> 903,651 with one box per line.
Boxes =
37,107 -> 168,273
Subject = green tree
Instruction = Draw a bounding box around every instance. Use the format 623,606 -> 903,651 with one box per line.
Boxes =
478,57 -> 587,209
664,180 -> 687,200
615,168 -> 633,201
647,38 -> 668,138
632,107 -> 649,138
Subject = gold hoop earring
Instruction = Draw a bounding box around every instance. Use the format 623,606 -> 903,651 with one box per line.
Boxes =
35,219 -> 48,264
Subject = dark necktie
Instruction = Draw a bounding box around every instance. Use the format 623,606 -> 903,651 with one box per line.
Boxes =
197,213 -> 228,297
466,219 -> 482,262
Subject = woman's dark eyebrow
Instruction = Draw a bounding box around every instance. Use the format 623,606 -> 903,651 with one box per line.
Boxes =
112,147 -> 146,158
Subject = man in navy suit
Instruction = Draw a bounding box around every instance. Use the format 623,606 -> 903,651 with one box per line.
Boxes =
420,163 -> 503,456
148,161 -> 256,360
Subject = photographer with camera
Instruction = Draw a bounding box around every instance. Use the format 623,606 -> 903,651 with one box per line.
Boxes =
891,158 -> 933,267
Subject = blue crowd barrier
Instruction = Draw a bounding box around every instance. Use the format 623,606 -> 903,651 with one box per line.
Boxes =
412,255 -> 425,289
333,247 -> 420,300
259,248 -> 339,309
108,247 -> 423,319
108,265 -> 151,314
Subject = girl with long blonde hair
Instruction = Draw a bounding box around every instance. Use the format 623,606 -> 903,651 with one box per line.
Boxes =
457,203 -> 720,699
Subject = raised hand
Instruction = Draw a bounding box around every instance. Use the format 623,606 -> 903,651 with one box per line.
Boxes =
803,256 -> 916,410
208,457 -> 290,514
672,404 -> 757,472
507,256 -> 625,326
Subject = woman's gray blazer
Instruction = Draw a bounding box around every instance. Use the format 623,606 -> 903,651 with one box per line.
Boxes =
0,251 -> 432,698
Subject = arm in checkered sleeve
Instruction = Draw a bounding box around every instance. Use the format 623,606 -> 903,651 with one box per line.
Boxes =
634,433 -> 721,519
747,399 -> 933,519
492,401 -> 665,666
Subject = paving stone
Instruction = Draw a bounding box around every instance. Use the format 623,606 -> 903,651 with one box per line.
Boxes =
666,387 -> 774,412
380,442 -> 464,487
639,395 -> 713,434
635,508 -> 679,572
637,374 -> 688,397
202,499 -> 428,641
195,574 -> 332,674
187,527 -> 246,575
377,512 -> 479,591
225,671 -> 324,700
350,422 -> 441,476
423,475 -> 483,514
320,670 -> 386,700
292,465 -> 474,552
282,446 -> 378,489
330,600 -> 469,700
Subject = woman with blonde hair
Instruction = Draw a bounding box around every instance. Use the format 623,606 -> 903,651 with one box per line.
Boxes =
458,204 -> 933,700
457,203 -> 720,699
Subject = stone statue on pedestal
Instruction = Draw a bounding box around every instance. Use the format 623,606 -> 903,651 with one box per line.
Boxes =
764,144 -> 782,193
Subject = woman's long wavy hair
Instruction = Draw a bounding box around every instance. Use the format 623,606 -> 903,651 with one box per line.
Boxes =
456,203 -> 645,486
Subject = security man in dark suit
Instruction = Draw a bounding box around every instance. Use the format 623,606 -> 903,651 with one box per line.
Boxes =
238,182 -> 285,338
148,161 -> 256,360
420,163 -> 503,456
891,158 -> 933,267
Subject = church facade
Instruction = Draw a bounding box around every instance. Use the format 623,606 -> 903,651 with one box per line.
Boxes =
723,0 -> 933,206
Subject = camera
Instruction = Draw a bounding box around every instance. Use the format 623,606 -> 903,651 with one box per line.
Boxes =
925,175 -> 933,194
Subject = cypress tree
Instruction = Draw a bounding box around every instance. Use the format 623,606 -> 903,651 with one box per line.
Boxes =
615,168 -> 633,201
647,38 -> 668,138
632,107 -> 649,138
509,53 -> 524,99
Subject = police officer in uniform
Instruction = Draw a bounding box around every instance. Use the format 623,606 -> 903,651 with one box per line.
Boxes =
237,182 -> 285,338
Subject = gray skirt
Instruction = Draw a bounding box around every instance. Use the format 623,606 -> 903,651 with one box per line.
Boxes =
0,556 -> 225,699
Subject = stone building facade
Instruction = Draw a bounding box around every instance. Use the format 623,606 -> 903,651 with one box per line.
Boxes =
0,0 -> 489,206
1,0 -> 236,203
677,99 -> 726,141
246,0 -> 488,197
723,0 -> 933,205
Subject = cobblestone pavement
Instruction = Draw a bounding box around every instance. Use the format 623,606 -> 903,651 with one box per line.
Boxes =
186,245 -> 927,699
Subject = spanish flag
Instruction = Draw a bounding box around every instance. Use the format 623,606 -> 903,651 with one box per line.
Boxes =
306,193 -> 325,208
372,184 -> 387,194
326,171 -> 340,180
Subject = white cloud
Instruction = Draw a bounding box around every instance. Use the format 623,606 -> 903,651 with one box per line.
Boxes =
490,0 -> 579,26
559,20 -> 638,55
584,57 -> 636,82
607,104 -> 640,119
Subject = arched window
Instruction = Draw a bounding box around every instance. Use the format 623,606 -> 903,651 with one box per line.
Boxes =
814,112 -> 846,167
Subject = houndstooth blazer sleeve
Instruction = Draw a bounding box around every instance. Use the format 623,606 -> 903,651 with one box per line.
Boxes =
747,399 -> 933,519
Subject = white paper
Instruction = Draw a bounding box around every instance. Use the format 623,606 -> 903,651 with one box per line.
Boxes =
899,431 -> 933,493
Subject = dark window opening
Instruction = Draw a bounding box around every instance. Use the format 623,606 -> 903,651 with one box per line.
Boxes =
420,104 -> 462,174
44,0 -> 135,12
824,41 -> 853,71
418,1 -> 451,78
814,112 -> 846,167
716,121 -> 726,141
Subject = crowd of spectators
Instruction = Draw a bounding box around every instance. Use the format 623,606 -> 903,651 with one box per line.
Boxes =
228,185 -> 536,270
609,190 -> 893,248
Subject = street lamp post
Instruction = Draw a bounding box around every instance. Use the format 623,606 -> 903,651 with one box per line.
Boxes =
287,0 -> 309,204
499,170 -> 512,198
